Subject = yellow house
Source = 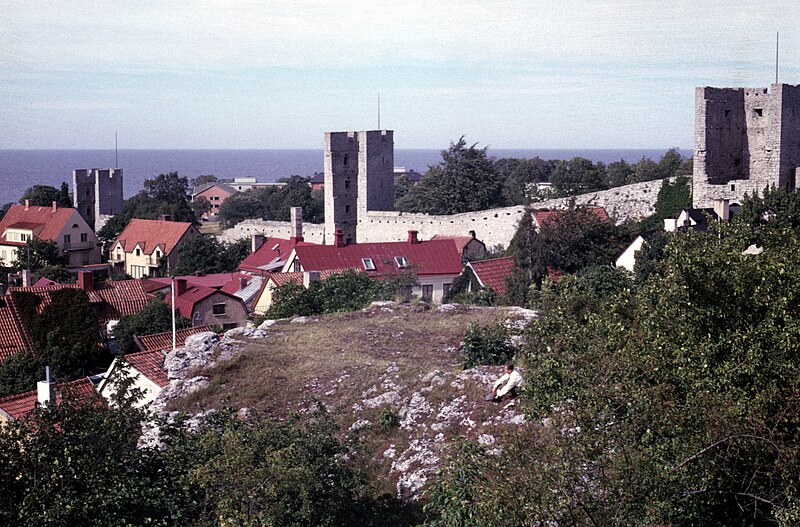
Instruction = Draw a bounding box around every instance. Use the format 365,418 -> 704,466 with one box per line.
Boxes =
110,217 -> 197,279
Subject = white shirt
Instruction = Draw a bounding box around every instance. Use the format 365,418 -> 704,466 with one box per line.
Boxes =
493,369 -> 523,397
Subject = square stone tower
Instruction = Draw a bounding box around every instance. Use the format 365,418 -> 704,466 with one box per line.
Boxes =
324,130 -> 394,245
72,168 -> 124,231
693,83 -> 800,208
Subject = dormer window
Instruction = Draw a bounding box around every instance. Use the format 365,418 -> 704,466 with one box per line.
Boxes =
135,248 -> 141,256
271,243 -> 280,251
362,258 -> 376,271
395,256 -> 408,268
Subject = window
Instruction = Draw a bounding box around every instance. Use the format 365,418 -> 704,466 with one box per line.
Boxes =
421,285 -> 433,301
731,184 -> 736,191
63,234 -> 71,244
395,256 -> 407,268
135,248 -> 141,256
212,303 -> 226,315
754,108 -> 763,117
82,252 -> 90,265
362,258 -> 376,271
443,283 -> 452,298
222,323 -> 237,331
345,204 -> 350,214
80,233 -> 88,242
345,180 -> 350,189
72,223 -> 79,228
343,154 -> 349,166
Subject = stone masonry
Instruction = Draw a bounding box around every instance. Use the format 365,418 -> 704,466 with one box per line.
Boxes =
72,168 -> 124,231
693,83 -> 800,208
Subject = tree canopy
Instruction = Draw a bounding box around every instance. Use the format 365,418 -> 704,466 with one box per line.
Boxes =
111,298 -> 190,352
18,182 -> 72,208
173,235 -> 250,276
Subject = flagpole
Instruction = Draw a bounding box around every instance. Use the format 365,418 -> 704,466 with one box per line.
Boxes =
171,275 -> 177,351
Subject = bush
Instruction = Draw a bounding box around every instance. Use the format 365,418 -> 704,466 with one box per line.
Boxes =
376,408 -> 400,432
461,321 -> 514,369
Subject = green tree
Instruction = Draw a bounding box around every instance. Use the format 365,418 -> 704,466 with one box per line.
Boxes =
550,157 -> 607,196
19,183 -> 72,207
191,196 -> 211,218
635,175 -> 692,231
400,137 -> 503,214
496,157 -> 556,205
13,238 -> 68,273
0,350 -> 42,398
35,264 -> 73,283
173,235 -> 250,275
111,298 -> 189,352
606,159 -> 634,187
218,192 -> 265,228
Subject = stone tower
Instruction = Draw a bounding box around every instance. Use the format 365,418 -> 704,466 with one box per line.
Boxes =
324,130 -> 394,244
693,83 -> 800,208
72,168 -> 124,231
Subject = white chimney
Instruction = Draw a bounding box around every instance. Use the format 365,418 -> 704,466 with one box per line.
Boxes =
664,218 -> 677,232
21,269 -> 33,287
290,207 -> 303,241
37,366 -> 56,406
251,234 -> 266,253
713,199 -> 730,222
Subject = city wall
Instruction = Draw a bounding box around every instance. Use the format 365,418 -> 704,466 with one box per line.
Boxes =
219,177 -> 678,249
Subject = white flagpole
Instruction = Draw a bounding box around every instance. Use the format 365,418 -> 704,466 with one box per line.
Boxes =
171,275 -> 177,351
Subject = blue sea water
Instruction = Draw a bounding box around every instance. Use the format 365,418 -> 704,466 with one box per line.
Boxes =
0,148 -> 691,206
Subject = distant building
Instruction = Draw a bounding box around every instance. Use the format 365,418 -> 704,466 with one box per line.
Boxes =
110,217 -> 197,279
192,182 -> 238,220
227,177 -> 286,192
0,201 -> 101,268
72,168 -> 124,231
166,278 -> 249,330
431,232 -> 486,261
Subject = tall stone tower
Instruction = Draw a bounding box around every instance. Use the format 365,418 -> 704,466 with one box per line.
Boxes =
324,130 -> 394,244
693,83 -> 800,208
72,168 -> 124,231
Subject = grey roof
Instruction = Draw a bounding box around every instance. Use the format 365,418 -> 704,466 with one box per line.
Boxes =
192,182 -> 238,197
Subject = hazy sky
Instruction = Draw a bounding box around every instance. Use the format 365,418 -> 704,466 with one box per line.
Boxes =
1,1 -> 798,149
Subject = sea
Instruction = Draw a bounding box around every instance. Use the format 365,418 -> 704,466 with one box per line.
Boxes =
0,148 -> 691,206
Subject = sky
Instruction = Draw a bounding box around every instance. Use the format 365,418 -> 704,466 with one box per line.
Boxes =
1,1 -> 798,150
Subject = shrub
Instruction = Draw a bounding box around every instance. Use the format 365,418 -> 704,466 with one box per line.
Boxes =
461,321 -> 514,369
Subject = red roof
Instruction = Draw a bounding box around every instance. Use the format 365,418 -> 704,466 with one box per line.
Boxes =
290,239 -> 463,277
165,285 -> 243,319
123,350 -> 169,388
114,218 -> 195,256
468,257 -> 516,296
238,237 -> 300,273
0,297 -> 31,362
0,204 -> 78,245
220,273 -> 253,295
145,273 -> 239,292
532,207 -> 609,228
0,377 -> 97,421
132,325 -> 214,353
7,279 -> 150,324
33,277 -> 57,287
431,235 -> 474,255
266,269 -> 341,288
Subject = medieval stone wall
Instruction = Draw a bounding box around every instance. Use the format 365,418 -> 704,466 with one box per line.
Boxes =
72,168 -> 123,230
324,132 -> 359,243
220,177 -> 676,249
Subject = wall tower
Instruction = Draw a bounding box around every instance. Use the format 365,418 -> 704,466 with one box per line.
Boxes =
324,130 -> 394,245
72,168 -> 124,231
693,83 -> 800,208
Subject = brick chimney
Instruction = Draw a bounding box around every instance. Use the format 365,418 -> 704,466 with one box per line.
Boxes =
290,207 -> 304,242
52,201 -> 58,212
159,214 -> 171,222
469,230 -> 476,239
239,277 -> 249,289
77,271 -> 93,292
176,278 -> 187,296
408,230 -> 419,244
37,366 -> 56,407
24,199 -> 30,210
334,228 -> 345,248
251,234 -> 266,253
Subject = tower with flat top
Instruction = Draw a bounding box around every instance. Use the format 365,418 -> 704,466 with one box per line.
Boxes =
72,168 -> 124,231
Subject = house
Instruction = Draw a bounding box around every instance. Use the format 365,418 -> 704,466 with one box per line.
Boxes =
227,177 -> 286,192
309,173 -> 325,191
531,207 -> 610,230
463,256 -> 516,297
192,182 -> 237,220
394,167 -> 423,185
6,271 -> 150,335
238,208 -> 309,275
615,231 -> 659,272
0,370 -> 98,423
664,200 -> 731,232
281,230 -> 463,303
109,217 -> 197,279
220,273 -> 264,311
251,270 -> 343,314
166,278 -> 248,330
97,350 -> 170,408
143,272 -> 243,296
431,231 -> 487,261
0,201 -> 101,269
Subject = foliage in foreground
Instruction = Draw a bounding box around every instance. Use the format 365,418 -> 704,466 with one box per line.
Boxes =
460,321 -> 515,369
425,222 -> 800,526
111,298 -> 190,352
0,392 -> 413,527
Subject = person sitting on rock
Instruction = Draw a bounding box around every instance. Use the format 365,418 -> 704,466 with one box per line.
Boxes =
488,363 -> 523,407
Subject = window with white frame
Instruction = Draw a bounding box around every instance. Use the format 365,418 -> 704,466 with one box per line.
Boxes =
395,256 -> 407,268
362,258 -> 376,271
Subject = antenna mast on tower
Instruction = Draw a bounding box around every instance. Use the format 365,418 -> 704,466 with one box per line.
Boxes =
377,92 -> 381,130
115,132 -> 118,168
775,31 -> 779,84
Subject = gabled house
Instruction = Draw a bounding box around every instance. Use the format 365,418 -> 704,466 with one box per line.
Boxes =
251,270 -> 343,315
110,217 -> 197,279
281,230 -> 463,303
127,325 -> 215,354
143,272 -> 242,296
463,256 -> 516,297
166,278 -> 248,330
431,231 -> 487,261
98,349 -> 169,408
615,230 -> 659,272
220,273 -> 264,311
238,236 -> 301,274
0,372 -> 98,423
192,182 -> 238,220
0,201 -> 101,269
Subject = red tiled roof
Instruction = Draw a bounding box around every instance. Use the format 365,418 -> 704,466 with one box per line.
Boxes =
33,277 -> 57,287
220,273 -> 253,295
266,269 -> 341,288
431,235 -> 474,255
7,279 -> 149,324
290,239 -> 463,277
532,207 -> 609,228
468,257 -> 516,296
145,273 -> 239,292
123,350 -> 169,388
114,218 -> 194,256
0,204 -> 78,245
0,377 -> 97,421
0,297 -> 31,362
166,285 -> 217,319
238,237 -> 300,273
132,325 -> 214,353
